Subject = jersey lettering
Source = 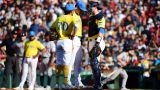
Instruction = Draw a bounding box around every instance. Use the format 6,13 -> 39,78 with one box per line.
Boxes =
58,22 -> 69,31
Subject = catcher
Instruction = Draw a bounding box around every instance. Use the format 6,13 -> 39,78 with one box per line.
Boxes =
87,1 -> 106,89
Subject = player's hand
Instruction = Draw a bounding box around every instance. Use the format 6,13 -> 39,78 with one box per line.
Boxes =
48,62 -> 52,67
33,55 -> 39,59
95,41 -> 100,46
101,63 -> 110,70
23,58 -> 28,64
69,35 -> 74,40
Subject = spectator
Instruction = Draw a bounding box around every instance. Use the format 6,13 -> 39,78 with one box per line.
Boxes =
29,18 -> 41,37
15,32 -> 27,73
154,50 -> 160,65
0,30 -> 20,89
11,5 -> 27,27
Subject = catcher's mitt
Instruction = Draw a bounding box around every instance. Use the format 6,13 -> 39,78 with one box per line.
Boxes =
89,44 -> 101,58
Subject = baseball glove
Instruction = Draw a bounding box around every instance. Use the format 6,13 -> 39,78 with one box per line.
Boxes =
89,43 -> 101,58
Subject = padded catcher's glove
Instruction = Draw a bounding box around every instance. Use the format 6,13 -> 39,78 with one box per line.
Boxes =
89,42 -> 101,58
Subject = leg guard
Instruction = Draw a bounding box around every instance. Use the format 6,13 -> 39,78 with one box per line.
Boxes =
90,57 -> 101,88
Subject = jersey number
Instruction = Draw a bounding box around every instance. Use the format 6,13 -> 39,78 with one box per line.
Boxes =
58,22 -> 68,31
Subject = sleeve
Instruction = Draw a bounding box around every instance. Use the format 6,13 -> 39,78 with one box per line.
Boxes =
97,17 -> 106,34
73,16 -> 78,31
99,28 -> 106,34
37,41 -> 45,50
97,17 -> 105,28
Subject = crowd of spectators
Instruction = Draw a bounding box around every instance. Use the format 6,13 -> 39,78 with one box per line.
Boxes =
0,0 -> 160,80
81,0 -> 160,78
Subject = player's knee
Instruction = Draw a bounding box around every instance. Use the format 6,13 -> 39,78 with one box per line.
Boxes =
109,77 -> 115,81
125,73 -> 128,78
122,72 -> 128,79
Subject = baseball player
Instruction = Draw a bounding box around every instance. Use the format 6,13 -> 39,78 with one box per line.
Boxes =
87,1 -> 106,89
67,1 -> 87,88
15,32 -> 27,74
39,31 -> 56,89
18,31 -> 46,90
50,3 -> 77,89
101,47 -> 135,90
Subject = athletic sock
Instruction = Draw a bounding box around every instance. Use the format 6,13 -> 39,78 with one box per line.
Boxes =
63,65 -> 69,85
40,76 -> 44,86
55,65 -> 63,84
47,76 -> 51,86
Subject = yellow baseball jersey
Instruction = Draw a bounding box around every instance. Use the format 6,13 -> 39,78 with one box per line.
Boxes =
25,40 -> 45,58
51,15 -> 76,40
73,13 -> 82,37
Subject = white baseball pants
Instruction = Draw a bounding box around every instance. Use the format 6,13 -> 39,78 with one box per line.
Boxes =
39,57 -> 52,76
19,57 -> 38,90
68,36 -> 83,86
56,39 -> 73,66
102,67 -> 128,88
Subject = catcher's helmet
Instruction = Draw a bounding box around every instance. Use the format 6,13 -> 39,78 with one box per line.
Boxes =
89,1 -> 99,7
88,1 -> 102,9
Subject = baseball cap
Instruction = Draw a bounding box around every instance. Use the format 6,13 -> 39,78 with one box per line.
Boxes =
45,31 -> 50,36
76,1 -> 87,11
29,31 -> 36,36
20,32 -> 27,37
65,3 -> 76,11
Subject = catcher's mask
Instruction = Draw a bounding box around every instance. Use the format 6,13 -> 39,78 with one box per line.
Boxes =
87,1 -> 102,15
